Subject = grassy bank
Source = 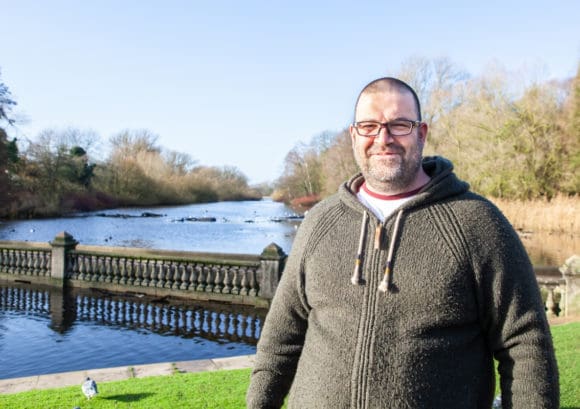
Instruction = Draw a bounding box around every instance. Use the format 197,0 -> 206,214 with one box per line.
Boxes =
1,322 -> 577,408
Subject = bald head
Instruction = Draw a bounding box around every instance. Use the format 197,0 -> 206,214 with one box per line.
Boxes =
354,77 -> 422,121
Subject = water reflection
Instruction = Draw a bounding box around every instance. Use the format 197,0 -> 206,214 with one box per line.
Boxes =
0,283 -> 265,342
0,282 -> 265,379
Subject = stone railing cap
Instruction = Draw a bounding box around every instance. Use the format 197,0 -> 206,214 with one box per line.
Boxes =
50,231 -> 79,247
261,243 -> 287,260
560,255 -> 579,276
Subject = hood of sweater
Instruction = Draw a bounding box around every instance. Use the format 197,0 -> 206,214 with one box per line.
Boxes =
341,156 -> 470,212
341,156 -> 470,291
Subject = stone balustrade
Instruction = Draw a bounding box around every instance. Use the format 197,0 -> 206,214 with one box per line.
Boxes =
0,232 -> 287,308
0,232 -> 578,316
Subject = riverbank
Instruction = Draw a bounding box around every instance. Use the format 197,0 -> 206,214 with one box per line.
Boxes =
0,355 -> 255,394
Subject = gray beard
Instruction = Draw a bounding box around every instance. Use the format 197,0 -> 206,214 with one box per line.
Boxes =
358,145 -> 424,193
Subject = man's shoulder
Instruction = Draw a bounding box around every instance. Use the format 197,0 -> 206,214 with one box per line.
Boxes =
299,193 -> 344,225
437,191 -> 519,239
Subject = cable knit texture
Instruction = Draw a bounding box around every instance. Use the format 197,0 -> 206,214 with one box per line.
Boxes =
247,156 -> 559,409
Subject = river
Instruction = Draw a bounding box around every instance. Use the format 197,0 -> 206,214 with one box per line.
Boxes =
0,198 -> 574,265
0,198 -> 300,255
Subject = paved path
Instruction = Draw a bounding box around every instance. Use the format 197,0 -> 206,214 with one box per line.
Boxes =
0,354 -> 255,395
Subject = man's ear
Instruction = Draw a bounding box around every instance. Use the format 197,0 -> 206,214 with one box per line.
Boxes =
418,122 -> 428,143
349,124 -> 357,147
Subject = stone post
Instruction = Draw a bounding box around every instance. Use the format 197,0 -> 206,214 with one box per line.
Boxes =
49,231 -> 78,286
560,255 -> 580,317
259,243 -> 287,299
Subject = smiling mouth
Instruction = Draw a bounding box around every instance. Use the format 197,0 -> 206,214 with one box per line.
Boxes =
369,150 -> 401,157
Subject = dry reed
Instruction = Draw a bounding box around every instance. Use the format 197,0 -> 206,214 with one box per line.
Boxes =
491,195 -> 579,265
491,195 -> 579,236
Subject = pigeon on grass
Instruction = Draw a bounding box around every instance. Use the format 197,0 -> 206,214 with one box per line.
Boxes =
82,377 -> 98,399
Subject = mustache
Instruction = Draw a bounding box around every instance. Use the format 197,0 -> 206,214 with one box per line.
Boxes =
367,147 -> 404,155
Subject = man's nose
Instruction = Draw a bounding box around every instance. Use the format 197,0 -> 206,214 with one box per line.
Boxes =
374,126 -> 394,144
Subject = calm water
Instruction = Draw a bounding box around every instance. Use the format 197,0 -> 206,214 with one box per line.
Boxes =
0,198 -> 300,255
0,198 -> 575,379
0,284 -> 264,380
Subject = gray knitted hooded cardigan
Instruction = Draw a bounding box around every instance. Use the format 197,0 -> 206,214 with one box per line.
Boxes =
247,156 -> 559,409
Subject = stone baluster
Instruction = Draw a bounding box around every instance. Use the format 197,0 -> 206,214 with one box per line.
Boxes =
77,255 -> 86,281
117,257 -> 126,285
67,254 -> 77,279
123,258 -> 132,285
41,250 -> 49,277
560,255 -> 579,317
142,260 -> 151,287
197,265 -> 208,292
205,265 -> 215,293
545,285 -> 557,318
24,250 -> 33,276
239,267 -> 249,295
213,265 -> 223,293
231,266 -> 240,295
88,255 -> 97,282
222,266 -> 232,294
156,260 -> 165,288
99,256 -> 108,282
14,250 -> 22,275
132,260 -> 141,286
179,263 -> 189,290
109,257 -> 118,283
248,267 -> 257,296
43,252 -> 51,277
7,250 -> 15,274
162,261 -> 172,289
32,251 -> 40,276
167,261 -> 177,289
191,265 -> 201,292
150,261 -> 159,287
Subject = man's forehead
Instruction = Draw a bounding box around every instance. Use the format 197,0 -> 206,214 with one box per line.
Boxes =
356,90 -> 415,112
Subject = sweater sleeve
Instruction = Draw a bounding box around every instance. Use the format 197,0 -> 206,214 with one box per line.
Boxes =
471,205 -> 559,409
246,222 -> 311,408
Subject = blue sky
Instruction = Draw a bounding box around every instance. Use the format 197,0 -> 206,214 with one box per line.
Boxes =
1,0 -> 579,184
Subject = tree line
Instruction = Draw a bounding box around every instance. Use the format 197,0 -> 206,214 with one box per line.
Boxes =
274,57 -> 579,206
0,75 -> 262,218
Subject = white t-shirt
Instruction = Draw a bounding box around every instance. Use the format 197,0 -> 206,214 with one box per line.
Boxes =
356,182 -> 423,222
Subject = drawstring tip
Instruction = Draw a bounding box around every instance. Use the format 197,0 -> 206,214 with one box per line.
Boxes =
351,258 -> 365,285
378,279 -> 389,293
378,266 -> 391,293
351,275 -> 366,285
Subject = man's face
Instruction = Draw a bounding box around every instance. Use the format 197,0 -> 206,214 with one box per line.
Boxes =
349,90 -> 427,193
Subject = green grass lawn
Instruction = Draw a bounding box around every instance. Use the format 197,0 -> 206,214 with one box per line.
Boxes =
1,322 -> 578,409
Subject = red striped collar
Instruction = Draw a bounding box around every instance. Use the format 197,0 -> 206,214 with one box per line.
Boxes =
361,182 -> 425,200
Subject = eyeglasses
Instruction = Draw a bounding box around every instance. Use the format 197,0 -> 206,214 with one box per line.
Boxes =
352,119 -> 421,137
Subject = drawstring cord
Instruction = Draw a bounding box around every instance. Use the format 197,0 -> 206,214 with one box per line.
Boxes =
351,209 -> 404,292
351,211 -> 368,285
378,209 -> 403,293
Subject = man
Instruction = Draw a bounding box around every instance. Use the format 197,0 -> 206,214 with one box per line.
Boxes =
247,77 -> 559,408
